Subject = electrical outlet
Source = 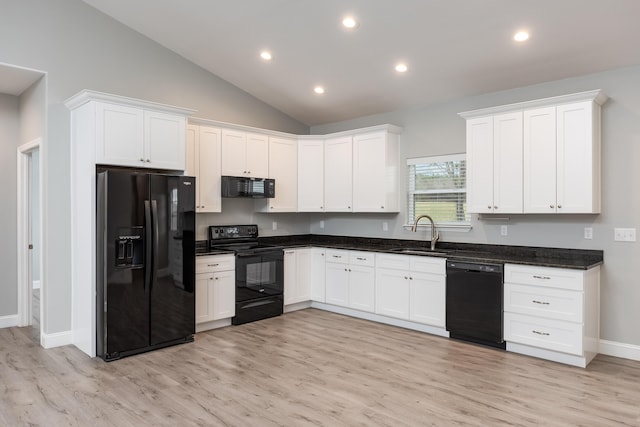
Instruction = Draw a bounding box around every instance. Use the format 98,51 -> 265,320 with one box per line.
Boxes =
584,227 -> 593,240
614,228 -> 636,242
500,225 -> 508,236
319,220 -> 325,229
382,222 -> 388,232
272,221 -> 277,231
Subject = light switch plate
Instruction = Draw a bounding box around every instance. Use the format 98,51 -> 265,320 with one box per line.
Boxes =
614,228 -> 636,242
501,225 -> 508,236
584,227 -> 593,240
319,220 -> 325,229
382,222 -> 388,232
272,221 -> 277,231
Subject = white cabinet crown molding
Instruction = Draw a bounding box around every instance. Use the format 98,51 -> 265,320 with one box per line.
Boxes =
65,89 -> 196,116
458,90 -> 608,119
191,116 -> 403,140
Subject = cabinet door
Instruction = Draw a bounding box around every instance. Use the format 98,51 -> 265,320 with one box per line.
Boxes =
212,270 -> 235,320
198,126 -> 222,213
268,137 -> 297,212
284,250 -> 297,305
245,133 -> 269,178
465,116 -> 494,213
185,125 -> 198,178
375,268 -> 410,320
557,101 -> 598,213
221,129 -> 247,176
409,271 -> 445,327
524,107 -> 557,213
493,112 -> 523,213
144,110 -> 186,170
325,262 -> 349,307
298,139 -> 325,212
296,248 -> 312,302
348,265 -> 375,313
310,248 -> 326,302
195,273 -> 214,324
353,131 -> 387,212
95,102 -> 144,167
324,136 -> 353,212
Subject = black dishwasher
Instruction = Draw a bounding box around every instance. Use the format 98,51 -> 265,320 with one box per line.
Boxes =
446,260 -> 505,349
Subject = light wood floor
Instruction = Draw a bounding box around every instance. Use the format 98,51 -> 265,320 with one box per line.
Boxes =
1,308 -> 639,426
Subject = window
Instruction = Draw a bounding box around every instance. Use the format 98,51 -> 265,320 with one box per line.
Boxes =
407,154 -> 469,227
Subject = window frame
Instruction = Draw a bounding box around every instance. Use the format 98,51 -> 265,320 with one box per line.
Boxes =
405,153 -> 472,231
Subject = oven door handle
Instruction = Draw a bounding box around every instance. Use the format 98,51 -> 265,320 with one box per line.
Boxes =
236,252 -> 263,257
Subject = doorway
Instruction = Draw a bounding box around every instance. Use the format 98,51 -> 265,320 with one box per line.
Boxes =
17,139 -> 43,344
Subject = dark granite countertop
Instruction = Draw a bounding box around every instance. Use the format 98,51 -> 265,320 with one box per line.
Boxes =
257,234 -> 603,270
195,241 -> 234,256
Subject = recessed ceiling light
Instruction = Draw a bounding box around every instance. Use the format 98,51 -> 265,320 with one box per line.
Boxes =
260,51 -> 273,60
314,86 -> 325,95
342,16 -> 358,29
395,63 -> 408,73
514,31 -> 529,42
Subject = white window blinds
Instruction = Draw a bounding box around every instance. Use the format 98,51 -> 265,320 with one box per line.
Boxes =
407,154 -> 469,226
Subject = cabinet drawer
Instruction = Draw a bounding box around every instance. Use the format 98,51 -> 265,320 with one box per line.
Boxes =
505,264 -> 584,291
325,249 -> 349,264
376,253 -> 410,270
505,283 -> 583,322
410,256 -> 446,275
196,255 -> 235,274
504,312 -> 583,356
349,251 -> 375,267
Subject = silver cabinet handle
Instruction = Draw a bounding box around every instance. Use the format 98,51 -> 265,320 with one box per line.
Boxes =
207,263 -> 219,267
285,251 -> 294,254
487,205 -> 492,209
533,275 -> 551,280
532,330 -> 550,336
532,300 -> 550,305
332,255 -> 342,258
356,257 -> 367,261
557,205 -> 562,208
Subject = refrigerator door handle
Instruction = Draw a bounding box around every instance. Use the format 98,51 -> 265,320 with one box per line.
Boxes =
144,200 -> 152,294
151,199 -> 159,290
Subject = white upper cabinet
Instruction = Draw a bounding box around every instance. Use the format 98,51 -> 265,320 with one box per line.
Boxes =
524,100 -> 602,213
257,136 -> 297,212
186,124 -> 221,213
65,91 -> 194,171
461,90 -> 606,215
298,139 -> 325,212
465,112 -> 523,214
221,129 -> 269,178
324,136 -> 353,212
353,131 -> 400,212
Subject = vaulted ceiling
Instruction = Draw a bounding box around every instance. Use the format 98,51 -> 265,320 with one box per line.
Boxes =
82,0 -> 640,126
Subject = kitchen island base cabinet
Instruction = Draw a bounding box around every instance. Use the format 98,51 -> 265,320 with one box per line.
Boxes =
503,264 -> 600,368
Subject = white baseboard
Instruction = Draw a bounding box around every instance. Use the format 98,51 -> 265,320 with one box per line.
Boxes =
599,339 -> 640,362
42,330 -> 73,349
33,280 -> 40,289
0,314 -> 19,328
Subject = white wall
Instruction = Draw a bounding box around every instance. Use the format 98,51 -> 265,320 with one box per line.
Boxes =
0,0 -> 308,335
311,65 -> 640,347
0,94 -> 19,317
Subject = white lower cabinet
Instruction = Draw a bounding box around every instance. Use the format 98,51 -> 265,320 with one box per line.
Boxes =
324,249 -> 375,312
310,248 -> 326,302
284,248 -> 312,306
195,255 -> 235,329
375,253 -> 446,327
503,263 -> 600,367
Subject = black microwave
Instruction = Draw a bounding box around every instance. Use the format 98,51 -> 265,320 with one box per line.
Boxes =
221,176 -> 276,198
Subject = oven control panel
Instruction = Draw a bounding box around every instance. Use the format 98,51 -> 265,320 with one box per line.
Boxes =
209,224 -> 258,241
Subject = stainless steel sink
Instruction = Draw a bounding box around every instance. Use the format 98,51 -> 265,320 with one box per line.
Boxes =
388,248 -> 448,256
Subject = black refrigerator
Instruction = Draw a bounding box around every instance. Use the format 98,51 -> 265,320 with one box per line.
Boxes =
96,169 -> 196,361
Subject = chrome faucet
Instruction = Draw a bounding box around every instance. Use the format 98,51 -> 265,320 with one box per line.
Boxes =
412,214 -> 440,251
